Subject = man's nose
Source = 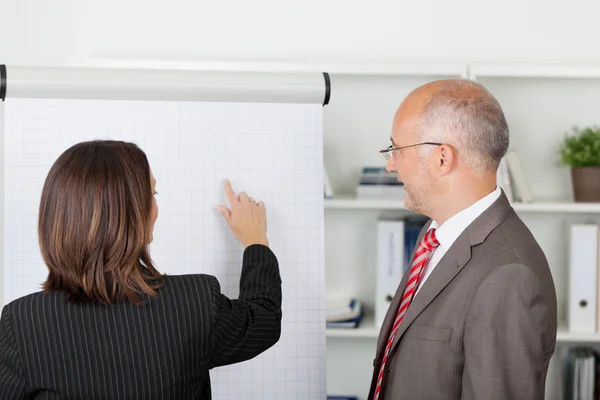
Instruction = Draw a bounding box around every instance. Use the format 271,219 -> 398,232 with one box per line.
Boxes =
386,156 -> 396,172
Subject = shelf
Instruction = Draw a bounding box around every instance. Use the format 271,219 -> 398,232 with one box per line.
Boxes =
79,56 -> 468,76
326,317 -> 600,343
324,196 -> 411,211
324,195 -> 600,213
556,325 -> 600,343
512,202 -> 600,213
469,63 -> 600,79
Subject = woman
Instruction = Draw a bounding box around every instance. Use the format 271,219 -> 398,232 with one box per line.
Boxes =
0,140 -> 282,399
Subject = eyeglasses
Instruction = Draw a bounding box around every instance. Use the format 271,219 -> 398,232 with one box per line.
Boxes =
379,142 -> 442,160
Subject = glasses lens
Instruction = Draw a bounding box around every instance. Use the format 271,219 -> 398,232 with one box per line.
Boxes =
381,146 -> 391,160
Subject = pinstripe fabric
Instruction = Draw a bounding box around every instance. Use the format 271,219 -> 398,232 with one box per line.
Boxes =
0,244 -> 282,400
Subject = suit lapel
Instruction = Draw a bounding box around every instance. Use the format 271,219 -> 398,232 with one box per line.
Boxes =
390,231 -> 472,352
388,190 -> 514,354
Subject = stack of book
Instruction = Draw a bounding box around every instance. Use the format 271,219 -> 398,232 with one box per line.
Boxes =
356,167 -> 406,199
326,297 -> 363,329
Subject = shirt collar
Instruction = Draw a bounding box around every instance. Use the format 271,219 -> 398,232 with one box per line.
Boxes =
428,186 -> 502,249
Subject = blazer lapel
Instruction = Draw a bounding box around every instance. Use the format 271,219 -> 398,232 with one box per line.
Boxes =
389,190 -> 514,353
389,231 -> 472,352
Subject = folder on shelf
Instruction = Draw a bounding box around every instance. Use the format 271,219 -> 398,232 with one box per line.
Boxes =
376,219 -> 405,328
568,224 -> 598,333
403,216 -> 429,273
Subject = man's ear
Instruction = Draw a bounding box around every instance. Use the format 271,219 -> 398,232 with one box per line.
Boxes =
438,144 -> 455,174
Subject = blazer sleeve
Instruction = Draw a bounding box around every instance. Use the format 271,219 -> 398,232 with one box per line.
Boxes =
0,306 -> 28,399
462,263 -> 556,400
209,244 -> 282,368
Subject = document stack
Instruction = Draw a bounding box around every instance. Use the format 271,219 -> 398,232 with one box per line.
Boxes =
326,297 -> 363,329
355,167 -> 406,199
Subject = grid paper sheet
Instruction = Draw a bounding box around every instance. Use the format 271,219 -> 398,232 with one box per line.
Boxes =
3,98 -> 326,399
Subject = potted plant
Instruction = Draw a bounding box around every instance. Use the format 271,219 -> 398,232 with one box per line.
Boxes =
560,125 -> 600,202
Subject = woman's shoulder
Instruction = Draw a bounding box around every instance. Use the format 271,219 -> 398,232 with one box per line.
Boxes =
161,273 -> 220,293
164,273 -> 217,284
2,290 -> 63,317
1,275 -> 222,315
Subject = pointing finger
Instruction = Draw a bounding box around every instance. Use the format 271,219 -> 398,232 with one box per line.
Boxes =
223,179 -> 237,205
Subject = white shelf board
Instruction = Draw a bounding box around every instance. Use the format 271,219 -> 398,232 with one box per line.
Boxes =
324,195 -> 600,213
512,201 -> 600,213
469,63 -> 600,79
326,317 -> 600,343
313,61 -> 468,77
324,195 -> 411,211
76,56 -> 468,77
556,324 -> 600,343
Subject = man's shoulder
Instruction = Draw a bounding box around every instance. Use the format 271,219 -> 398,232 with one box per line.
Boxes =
494,211 -> 544,252
478,211 -> 550,273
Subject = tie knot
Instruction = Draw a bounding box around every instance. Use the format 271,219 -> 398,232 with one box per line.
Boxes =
420,228 -> 440,251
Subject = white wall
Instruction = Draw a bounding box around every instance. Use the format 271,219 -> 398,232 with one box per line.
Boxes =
2,0 -> 600,67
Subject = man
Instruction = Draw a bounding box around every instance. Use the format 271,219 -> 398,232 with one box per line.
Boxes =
368,79 -> 557,400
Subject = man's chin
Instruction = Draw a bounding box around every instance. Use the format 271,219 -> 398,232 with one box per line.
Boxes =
403,195 -> 414,211
403,194 -> 422,214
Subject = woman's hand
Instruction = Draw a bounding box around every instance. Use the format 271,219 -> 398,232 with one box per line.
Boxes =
216,179 -> 269,248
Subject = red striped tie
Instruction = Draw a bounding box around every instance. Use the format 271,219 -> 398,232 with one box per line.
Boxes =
373,228 -> 440,400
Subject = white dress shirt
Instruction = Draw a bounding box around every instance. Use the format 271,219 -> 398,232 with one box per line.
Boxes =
415,186 -> 502,296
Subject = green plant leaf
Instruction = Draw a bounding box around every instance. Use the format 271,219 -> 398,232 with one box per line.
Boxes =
560,125 -> 600,167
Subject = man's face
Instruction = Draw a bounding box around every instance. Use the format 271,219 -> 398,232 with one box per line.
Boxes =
386,107 -> 436,214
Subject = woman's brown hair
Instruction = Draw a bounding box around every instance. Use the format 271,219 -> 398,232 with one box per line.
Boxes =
38,140 -> 164,304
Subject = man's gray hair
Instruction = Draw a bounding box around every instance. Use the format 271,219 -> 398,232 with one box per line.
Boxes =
417,79 -> 509,172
